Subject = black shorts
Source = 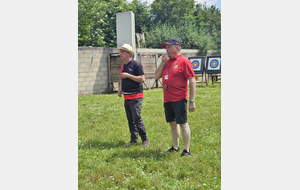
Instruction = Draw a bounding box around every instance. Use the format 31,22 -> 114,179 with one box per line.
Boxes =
164,99 -> 187,124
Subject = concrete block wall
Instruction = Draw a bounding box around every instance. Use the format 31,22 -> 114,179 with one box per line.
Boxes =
78,47 -> 218,95
78,47 -> 118,95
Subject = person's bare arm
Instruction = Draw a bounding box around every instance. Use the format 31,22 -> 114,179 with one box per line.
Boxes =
120,73 -> 145,83
118,79 -> 123,97
188,77 -> 196,112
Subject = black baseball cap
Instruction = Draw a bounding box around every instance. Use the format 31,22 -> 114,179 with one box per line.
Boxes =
161,37 -> 181,46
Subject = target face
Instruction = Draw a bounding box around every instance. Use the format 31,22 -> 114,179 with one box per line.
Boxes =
192,60 -> 199,69
206,56 -> 221,74
189,57 -> 205,74
210,59 -> 219,68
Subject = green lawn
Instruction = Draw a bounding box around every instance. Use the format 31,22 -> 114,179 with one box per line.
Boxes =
78,82 -> 221,189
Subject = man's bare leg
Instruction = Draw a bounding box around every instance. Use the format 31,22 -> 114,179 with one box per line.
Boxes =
170,121 -> 180,149
180,123 -> 190,151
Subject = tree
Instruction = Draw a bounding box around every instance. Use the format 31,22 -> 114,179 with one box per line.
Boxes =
194,3 -> 221,50
78,0 -> 221,53
78,0 -> 94,46
78,0 -> 152,47
128,0 -> 151,34
78,0 -> 131,47
142,1 -> 221,53
144,22 -> 215,55
150,0 -> 195,25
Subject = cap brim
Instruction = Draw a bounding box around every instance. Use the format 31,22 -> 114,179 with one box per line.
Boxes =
161,42 -> 173,46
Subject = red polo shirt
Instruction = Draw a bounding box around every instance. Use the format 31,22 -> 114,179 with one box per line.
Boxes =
162,54 -> 194,103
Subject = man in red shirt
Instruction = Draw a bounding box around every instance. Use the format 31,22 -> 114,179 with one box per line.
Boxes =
117,43 -> 150,148
155,38 -> 196,156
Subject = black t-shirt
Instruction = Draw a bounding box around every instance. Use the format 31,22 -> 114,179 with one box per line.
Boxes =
121,59 -> 144,95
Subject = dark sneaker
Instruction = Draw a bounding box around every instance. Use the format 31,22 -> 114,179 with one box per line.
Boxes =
181,149 -> 191,157
167,146 -> 180,153
124,141 -> 138,146
142,139 -> 150,148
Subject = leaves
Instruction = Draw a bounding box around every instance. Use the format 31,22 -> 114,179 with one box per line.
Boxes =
78,0 -> 130,47
78,0 -> 221,52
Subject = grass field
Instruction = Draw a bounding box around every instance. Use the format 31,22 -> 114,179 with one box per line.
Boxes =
78,82 -> 221,189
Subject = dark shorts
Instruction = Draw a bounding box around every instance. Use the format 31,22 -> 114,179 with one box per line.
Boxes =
164,99 -> 187,124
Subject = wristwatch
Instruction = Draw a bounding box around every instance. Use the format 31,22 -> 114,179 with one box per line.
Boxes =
189,100 -> 194,103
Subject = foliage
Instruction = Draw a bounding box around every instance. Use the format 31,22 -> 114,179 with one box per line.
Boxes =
78,82 -> 221,189
78,0 -> 94,46
78,0 -> 132,47
144,2 -> 221,52
78,0 -> 221,52
78,0 -> 151,47
194,3 -> 221,51
128,0 -> 151,33
144,21 -> 216,55
150,0 -> 195,25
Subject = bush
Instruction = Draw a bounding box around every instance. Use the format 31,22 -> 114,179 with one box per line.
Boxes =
143,22 -> 217,55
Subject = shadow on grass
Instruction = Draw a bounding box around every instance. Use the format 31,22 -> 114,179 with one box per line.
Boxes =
106,148 -> 170,162
79,139 -> 172,160
78,139 -> 126,149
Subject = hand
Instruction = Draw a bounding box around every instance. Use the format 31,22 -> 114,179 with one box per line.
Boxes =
118,90 -> 122,97
161,54 -> 169,64
189,102 -> 196,112
120,72 -> 130,79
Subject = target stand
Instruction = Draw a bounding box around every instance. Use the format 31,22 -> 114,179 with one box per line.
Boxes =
188,56 -> 206,86
151,79 -> 163,89
205,56 -> 221,85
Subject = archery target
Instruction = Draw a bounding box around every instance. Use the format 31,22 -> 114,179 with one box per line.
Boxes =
210,59 -> 219,68
206,56 -> 221,74
188,57 -> 205,74
192,60 -> 199,69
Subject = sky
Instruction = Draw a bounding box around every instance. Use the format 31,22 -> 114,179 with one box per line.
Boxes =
127,0 -> 221,10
